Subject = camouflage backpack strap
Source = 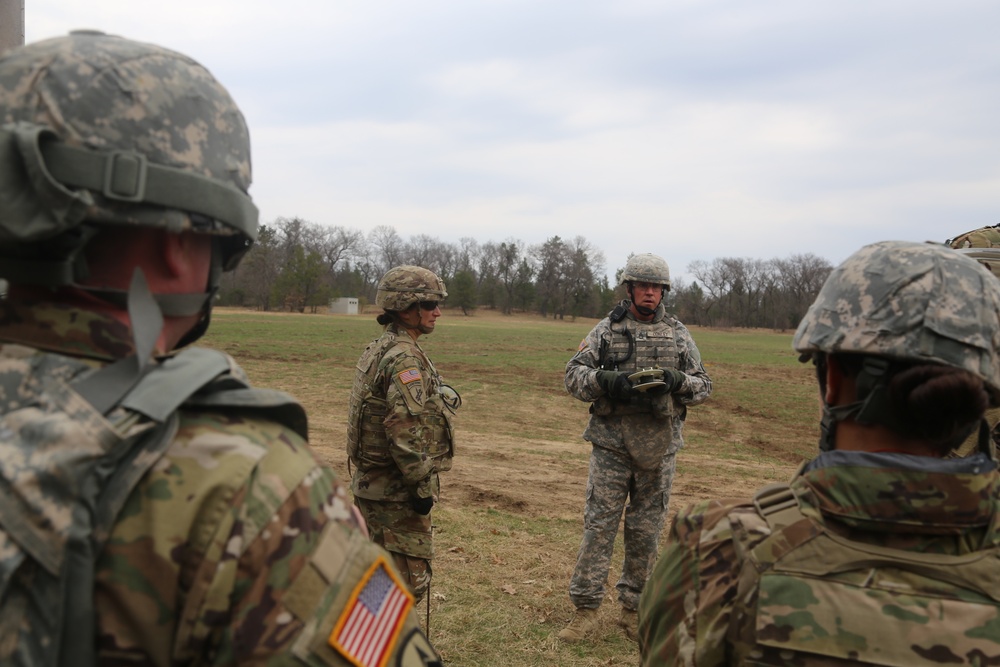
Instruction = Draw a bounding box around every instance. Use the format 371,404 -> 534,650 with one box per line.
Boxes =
181,368 -> 308,440
729,482 -> 818,597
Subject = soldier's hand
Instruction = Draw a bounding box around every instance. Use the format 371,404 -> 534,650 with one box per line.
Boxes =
596,370 -> 634,400
661,369 -> 686,393
411,495 -> 434,515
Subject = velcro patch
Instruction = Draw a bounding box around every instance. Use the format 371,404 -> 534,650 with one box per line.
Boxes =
329,557 -> 414,667
577,338 -> 587,352
397,368 -> 421,385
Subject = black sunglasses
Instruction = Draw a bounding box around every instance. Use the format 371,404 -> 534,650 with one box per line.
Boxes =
418,301 -> 440,311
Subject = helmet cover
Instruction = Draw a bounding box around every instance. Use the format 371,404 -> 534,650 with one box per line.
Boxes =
621,253 -> 671,289
376,265 -> 448,312
793,240 -> 1000,401
0,30 -> 256,270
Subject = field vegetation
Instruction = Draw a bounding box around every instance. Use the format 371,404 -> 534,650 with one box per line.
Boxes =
202,308 -> 821,666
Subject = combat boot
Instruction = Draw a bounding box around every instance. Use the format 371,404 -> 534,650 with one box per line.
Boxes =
619,607 -> 639,642
557,607 -> 600,643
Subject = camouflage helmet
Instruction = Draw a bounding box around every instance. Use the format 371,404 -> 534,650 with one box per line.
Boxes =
793,240 -> 1000,401
621,253 -> 671,289
0,30 -> 258,286
376,265 -> 448,312
946,225 -> 1000,280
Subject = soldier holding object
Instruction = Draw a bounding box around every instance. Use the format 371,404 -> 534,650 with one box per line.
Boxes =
560,253 -> 712,643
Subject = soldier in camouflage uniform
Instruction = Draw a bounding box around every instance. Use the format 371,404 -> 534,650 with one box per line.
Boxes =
560,253 -> 712,643
639,240 -> 1000,666
348,266 -> 454,603
0,32 -> 438,666
947,225 -> 1000,457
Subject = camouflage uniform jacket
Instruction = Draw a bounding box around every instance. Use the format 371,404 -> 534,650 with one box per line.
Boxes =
638,450 -> 1000,666
0,301 -> 436,666
349,323 -> 454,503
565,301 -> 711,466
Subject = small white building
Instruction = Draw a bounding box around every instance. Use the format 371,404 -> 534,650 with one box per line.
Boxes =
329,297 -> 359,315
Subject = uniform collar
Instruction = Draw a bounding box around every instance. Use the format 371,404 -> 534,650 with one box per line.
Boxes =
0,300 -> 135,361
794,450 -> 1000,534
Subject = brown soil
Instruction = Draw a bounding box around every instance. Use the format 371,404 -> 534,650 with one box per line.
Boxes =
310,405 -> 800,530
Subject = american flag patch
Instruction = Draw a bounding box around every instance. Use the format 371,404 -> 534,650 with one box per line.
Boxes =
329,558 -> 414,667
397,368 -> 421,384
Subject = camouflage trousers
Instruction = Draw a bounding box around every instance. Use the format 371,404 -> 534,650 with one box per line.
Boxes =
568,443 -> 676,611
354,497 -> 433,603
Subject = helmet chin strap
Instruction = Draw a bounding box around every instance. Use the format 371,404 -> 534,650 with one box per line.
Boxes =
634,303 -> 656,317
816,356 -> 899,452
173,239 -> 225,348
395,304 -> 434,336
815,355 -> 981,454
80,238 -> 224,349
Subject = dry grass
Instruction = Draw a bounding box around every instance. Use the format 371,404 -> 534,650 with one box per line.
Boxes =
203,307 -> 817,666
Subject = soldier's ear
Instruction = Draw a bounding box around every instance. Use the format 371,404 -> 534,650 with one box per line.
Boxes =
160,230 -> 212,286
824,356 -> 849,406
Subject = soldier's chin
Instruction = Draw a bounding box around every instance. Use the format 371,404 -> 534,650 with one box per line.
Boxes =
418,323 -> 435,334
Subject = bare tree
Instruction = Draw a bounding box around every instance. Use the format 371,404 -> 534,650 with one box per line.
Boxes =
369,225 -> 404,276
457,237 -> 480,274
317,226 -> 364,277
496,239 -> 522,314
477,241 -> 501,309
773,253 -> 833,330
229,223 -> 281,310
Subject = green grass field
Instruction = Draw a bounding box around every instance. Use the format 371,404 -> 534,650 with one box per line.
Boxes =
202,308 -> 819,666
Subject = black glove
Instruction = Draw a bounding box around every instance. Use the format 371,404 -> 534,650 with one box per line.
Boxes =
596,370 -> 634,400
661,369 -> 686,393
410,495 -> 434,515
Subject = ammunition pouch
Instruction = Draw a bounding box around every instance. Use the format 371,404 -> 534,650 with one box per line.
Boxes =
419,411 -> 453,472
591,393 -> 674,420
354,397 -> 391,470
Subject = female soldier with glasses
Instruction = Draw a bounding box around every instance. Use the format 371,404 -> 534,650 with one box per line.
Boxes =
347,265 -> 455,603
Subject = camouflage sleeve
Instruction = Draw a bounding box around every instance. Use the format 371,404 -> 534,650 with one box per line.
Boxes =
382,349 -> 438,497
638,499 -> 744,667
96,413 -> 435,666
672,321 -> 712,406
564,319 -> 610,402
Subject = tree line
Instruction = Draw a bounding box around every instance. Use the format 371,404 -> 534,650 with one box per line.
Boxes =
218,217 -> 832,330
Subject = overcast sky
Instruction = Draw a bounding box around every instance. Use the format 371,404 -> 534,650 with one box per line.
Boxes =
24,1 -> 1000,283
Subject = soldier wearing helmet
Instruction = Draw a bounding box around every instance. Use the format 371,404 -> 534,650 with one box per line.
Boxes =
560,253 -> 712,643
0,32 -> 436,666
946,225 -> 1000,458
639,241 -> 1000,666
347,265 -> 454,603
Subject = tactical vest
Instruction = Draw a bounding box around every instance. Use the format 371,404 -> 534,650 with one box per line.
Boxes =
593,312 -> 679,418
727,483 -> 1000,666
347,331 -> 453,473
0,345 -> 306,667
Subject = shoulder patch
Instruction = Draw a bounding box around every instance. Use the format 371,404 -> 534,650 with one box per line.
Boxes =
577,338 -> 588,352
397,368 -> 421,385
394,628 -> 443,666
329,557 -> 414,667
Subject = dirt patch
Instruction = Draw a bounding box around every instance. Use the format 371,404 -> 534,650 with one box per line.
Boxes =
310,423 -> 798,529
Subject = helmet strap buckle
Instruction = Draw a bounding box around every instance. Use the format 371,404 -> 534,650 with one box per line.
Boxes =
102,150 -> 148,203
